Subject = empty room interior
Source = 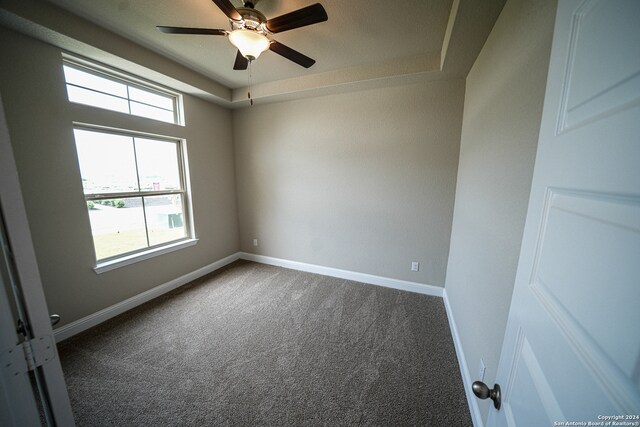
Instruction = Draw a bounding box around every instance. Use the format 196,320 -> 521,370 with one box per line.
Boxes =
1,0 -> 639,425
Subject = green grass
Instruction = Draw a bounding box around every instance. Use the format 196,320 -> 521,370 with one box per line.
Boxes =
94,228 -> 186,261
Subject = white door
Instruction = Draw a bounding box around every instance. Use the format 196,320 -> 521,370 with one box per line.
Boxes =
0,92 -> 75,426
486,0 -> 640,425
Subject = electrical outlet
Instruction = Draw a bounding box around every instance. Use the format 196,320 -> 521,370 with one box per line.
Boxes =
478,358 -> 486,382
411,261 -> 419,272
253,239 -> 258,247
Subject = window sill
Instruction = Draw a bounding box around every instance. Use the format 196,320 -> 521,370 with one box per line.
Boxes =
94,238 -> 198,274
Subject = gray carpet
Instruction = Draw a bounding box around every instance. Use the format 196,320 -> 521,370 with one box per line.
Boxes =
58,261 -> 472,426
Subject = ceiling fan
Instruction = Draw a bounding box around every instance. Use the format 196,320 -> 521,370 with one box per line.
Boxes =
157,0 -> 328,70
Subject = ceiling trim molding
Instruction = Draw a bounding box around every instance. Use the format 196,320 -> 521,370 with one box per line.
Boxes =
440,0 -> 461,71
230,52 -> 443,107
0,0 -> 232,105
0,0 -> 506,108
440,0 -> 507,76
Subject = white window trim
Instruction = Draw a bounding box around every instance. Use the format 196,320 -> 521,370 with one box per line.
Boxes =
63,56 -> 195,273
62,53 -> 185,126
72,124 -> 195,270
94,238 -> 198,274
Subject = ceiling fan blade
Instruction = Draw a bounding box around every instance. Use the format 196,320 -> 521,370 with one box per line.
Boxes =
157,26 -> 227,36
211,0 -> 242,22
266,3 -> 327,33
233,50 -> 249,70
269,41 -> 316,68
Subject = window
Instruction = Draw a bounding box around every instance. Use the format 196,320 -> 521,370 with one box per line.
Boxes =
74,127 -> 191,263
63,60 -> 180,124
63,57 -> 194,271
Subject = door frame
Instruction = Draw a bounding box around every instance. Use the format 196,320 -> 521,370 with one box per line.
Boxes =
0,91 -> 75,426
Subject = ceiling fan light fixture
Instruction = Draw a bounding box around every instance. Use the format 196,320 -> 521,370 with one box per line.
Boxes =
158,0 -> 327,69
229,29 -> 270,60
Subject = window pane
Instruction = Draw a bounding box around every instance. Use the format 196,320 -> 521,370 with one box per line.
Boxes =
144,195 -> 187,247
74,129 -> 139,194
128,86 -> 174,111
63,60 -> 179,125
63,65 -> 128,98
87,197 -> 147,260
66,86 -> 130,114
135,138 -> 182,191
129,101 -> 175,124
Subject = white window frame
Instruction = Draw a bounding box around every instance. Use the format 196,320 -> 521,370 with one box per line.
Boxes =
62,55 -> 184,126
74,125 -> 197,274
62,55 -> 196,273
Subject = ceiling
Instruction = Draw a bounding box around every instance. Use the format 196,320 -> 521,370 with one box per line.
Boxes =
46,0 -> 454,89
0,0 -> 506,106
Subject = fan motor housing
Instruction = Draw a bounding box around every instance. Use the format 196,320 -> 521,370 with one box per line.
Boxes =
234,7 -> 267,31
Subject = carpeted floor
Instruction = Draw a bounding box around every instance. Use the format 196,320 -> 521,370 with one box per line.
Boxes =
58,261 -> 472,426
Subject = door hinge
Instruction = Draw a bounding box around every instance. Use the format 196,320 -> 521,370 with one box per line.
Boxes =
2,335 -> 55,376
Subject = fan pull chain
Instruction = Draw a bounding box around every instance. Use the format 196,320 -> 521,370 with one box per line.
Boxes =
247,59 -> 254,106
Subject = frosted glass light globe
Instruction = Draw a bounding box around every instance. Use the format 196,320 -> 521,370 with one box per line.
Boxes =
229,29 -> 270,60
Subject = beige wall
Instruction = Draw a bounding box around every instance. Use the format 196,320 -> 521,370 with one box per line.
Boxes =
444,0 -> 556,421
234,79 -> 464,286
0,27 -> 239,328
1,7 -> 560,418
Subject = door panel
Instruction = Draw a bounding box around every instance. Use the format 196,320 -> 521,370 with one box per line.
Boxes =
503,332 -> 563,426
489,0 -> 640,425
559,0 -> 640,132
533,190 -> 640,385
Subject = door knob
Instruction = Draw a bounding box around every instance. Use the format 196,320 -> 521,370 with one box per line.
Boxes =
472,381 -> 501,410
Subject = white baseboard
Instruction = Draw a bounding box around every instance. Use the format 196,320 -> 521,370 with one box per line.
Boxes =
238,252 -> 444,297
53,252 -> 240,342
443,289 -> 484,427
54,252 -> 442,342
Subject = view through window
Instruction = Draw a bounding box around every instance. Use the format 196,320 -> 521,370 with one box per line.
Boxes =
64,56 -> 192,266
74,128 -> 188,261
